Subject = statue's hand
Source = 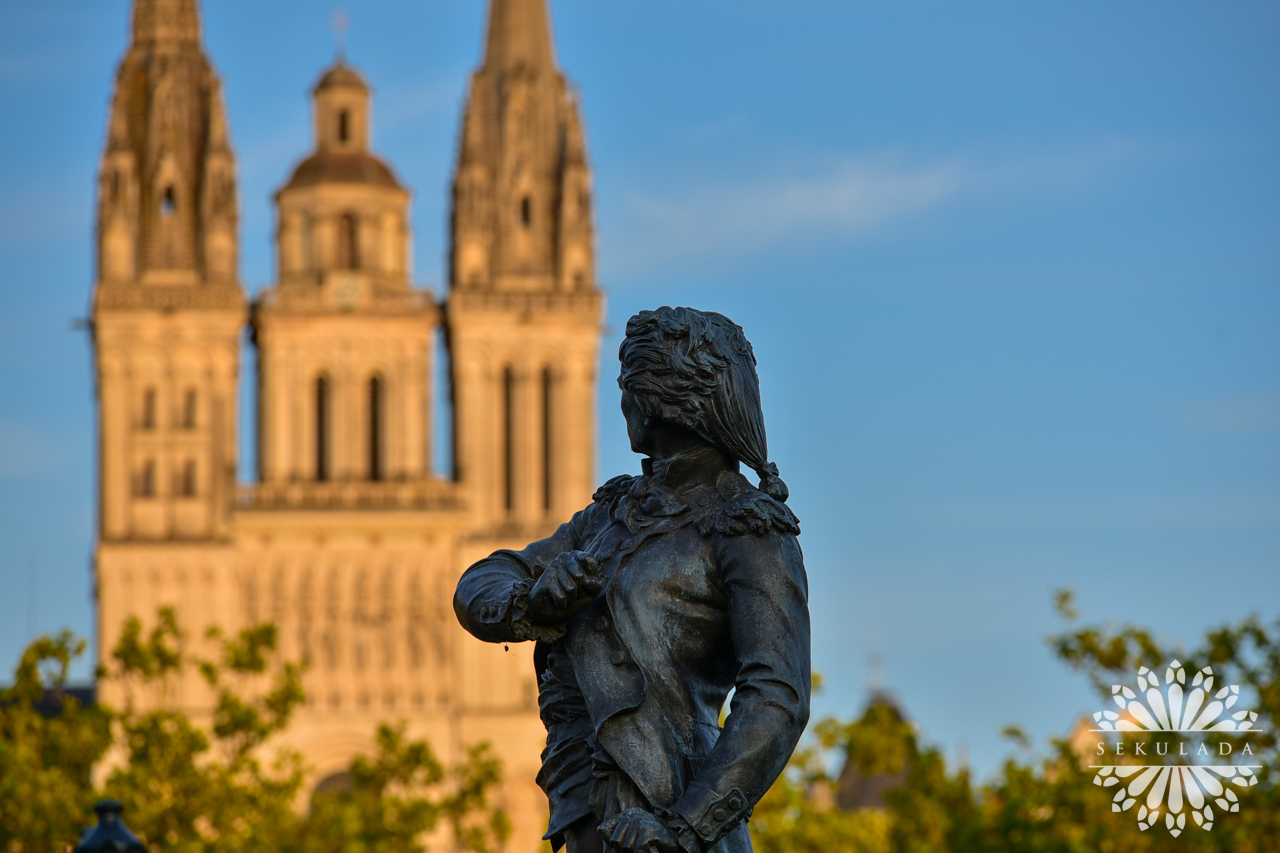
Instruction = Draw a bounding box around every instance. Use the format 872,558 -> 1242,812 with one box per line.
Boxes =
599,807 -> 680,853
527,550 -> 602,625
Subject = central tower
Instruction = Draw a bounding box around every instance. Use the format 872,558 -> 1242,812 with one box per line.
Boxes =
447,0 -> 602,534
254,62 -> 431,487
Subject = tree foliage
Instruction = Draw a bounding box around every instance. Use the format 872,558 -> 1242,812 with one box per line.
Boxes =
301,728 -> 509,853
0,610 -> 508,853
751,594 -> 1278,852
0,631 -> 111,852
5,597 -> 1277,852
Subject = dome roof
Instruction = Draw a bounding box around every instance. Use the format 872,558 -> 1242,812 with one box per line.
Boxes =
314,62 -> 368,92
282,151 -> 401,191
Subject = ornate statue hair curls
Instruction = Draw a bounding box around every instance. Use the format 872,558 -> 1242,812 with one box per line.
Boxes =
618,306 -> 790,503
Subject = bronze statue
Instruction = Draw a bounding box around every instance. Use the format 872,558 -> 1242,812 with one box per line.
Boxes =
455,307 -> 810,853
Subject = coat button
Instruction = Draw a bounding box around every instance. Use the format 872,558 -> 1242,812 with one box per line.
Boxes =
699,824 -> 712,837
595,616 -> 609,631
713,808 -> 726,821
610,651 -> 626,665
728,797 -> 742,810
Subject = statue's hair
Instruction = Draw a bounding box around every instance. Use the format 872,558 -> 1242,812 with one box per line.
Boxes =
618,306 -> 789,502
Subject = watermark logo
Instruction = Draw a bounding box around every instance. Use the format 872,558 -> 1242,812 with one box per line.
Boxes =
1089,660 -> 1262,837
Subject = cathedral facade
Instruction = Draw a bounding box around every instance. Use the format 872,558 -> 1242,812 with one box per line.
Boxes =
91,0 -> 602,848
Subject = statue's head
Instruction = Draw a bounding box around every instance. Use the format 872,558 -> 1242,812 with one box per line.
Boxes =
617,306 -> 788,502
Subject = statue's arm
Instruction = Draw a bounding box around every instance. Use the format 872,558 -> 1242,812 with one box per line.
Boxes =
453,511 -> 588,644
668,532 -> 811,849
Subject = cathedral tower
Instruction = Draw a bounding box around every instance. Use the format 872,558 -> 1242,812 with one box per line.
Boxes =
254,62 -> 433,486
89,3 -> 600,846
92,0 -> 244,706
448,0 -> 602,533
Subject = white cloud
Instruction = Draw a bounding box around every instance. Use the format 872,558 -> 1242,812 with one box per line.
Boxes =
603,138 -> 1151,271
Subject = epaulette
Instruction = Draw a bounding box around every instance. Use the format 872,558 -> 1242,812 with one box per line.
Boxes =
698,472 -> 801,537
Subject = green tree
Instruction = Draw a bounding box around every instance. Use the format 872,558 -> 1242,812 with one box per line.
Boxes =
748,730 -> 893,853
0,611 -> 509,853
103,610 -> 305,852
750,596 -> 1278,853
1029,591 -> 1280,852
297,727 -> 509,853
749,676 -> 909,853
0,630 -> 111,852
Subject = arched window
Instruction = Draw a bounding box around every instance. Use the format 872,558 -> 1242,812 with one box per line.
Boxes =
161,185 -> 176,217
368,374 -> 383,481
181,459 -> 197,496
503,365 -> 514,513
138,459 -> 156,497
541,366 -> 553,512
337,110 -> 350,143
337,214 -> 359,269
519,195 -> 531,228
315,374 -> 331,481
141,387 -> 157,429
182,388 -> 197,428
312,771 -> 354,803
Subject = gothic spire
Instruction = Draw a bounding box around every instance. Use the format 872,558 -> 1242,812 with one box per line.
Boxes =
482,0 -> 556,72
95,0 -> 240,299
451,0 -> 593,294
132,0 -> 201,46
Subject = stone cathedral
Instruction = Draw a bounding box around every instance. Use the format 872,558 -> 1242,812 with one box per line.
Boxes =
90,0 -> 602,847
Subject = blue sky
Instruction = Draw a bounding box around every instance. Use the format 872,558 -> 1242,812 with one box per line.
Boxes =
1,1 -> 1277,782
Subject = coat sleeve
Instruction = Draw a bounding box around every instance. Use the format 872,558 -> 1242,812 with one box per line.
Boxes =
453,507 -> 592,645
668,530 -> 811,849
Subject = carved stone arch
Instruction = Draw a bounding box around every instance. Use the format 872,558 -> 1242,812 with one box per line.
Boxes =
298,729 -> 377,800
312,770 -> 353,803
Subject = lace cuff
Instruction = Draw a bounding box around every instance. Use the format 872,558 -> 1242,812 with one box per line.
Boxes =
506,577 -> 566,643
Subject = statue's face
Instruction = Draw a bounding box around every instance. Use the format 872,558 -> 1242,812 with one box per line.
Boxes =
621,389 -> 652,455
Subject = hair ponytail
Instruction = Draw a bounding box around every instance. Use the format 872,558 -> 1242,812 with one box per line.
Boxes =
755,461 -> 789,503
